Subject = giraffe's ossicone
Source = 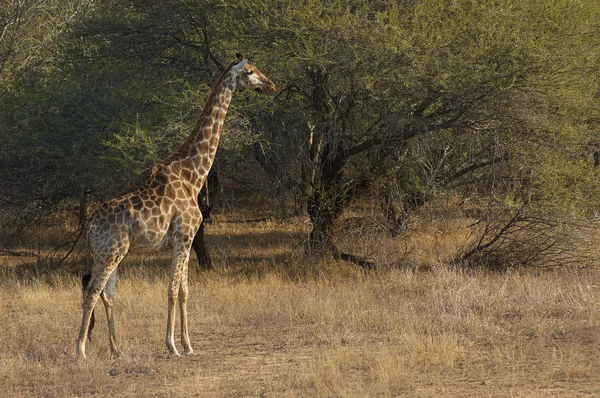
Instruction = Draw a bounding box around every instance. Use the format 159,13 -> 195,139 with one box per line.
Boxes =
76,55 -> 275,359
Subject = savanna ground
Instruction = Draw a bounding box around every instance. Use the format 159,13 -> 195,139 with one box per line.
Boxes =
1,201 -> 600,397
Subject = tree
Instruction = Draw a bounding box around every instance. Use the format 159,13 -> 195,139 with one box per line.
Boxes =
218,0 -> 600,267
0,0 -> 99,251
2,0 -> 599,271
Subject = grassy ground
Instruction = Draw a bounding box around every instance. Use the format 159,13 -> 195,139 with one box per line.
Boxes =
1,213 -> 600,397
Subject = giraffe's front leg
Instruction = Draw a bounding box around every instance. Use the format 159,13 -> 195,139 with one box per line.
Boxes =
179,262 -> 193,355
166,237 -> 196,357
166,277 -> 181,357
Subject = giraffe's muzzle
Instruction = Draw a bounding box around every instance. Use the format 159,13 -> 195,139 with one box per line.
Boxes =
258,81 -> 276,94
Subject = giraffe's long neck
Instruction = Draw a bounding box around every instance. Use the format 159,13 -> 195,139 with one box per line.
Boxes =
158,66 -> 238,194
187,71 -> 236,171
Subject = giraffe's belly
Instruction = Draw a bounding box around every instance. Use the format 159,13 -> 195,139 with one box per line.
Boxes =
128,216 -> 172,251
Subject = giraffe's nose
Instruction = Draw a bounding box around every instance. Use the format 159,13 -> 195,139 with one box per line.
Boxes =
264,80 -> 276,93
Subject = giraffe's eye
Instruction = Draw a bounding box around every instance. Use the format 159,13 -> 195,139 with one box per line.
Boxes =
245,70 -> 254,75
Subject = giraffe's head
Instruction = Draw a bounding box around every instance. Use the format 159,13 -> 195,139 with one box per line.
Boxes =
232,54 -> 276,94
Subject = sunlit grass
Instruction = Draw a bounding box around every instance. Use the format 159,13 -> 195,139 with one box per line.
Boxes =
1,212 -> 600,396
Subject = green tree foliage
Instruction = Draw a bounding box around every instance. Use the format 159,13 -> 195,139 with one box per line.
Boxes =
219,0 -> 600,265
1,0 -> 599,267
0,0 -> 93,91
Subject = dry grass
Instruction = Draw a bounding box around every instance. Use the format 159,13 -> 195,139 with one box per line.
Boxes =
1,214 -> 600,397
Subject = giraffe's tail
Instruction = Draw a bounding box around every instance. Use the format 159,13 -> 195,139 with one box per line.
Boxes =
81,273 -> 96,342
82,225 -> 95,342
80,191 -> 95,343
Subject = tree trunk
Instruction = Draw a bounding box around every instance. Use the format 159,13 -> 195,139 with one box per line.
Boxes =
306,184 -> 376,270
192,184 -> 213,270
306,190 -> 337,255
192,204 -> 212,269
192,217 -> 211,269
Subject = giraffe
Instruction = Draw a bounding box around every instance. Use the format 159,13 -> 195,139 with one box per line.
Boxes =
76,55 -> 276,359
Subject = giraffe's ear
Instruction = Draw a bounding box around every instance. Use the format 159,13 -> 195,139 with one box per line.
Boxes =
232,58 -> 248,72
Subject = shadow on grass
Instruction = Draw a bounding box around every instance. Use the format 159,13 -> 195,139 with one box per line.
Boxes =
0,229 -> 308,285
0,253 -> 82,286
205,230 -> 305,250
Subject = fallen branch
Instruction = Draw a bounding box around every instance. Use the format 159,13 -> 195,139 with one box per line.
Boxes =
331,245 -> 377,270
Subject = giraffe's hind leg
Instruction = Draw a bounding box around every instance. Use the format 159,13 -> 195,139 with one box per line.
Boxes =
101,269 -> 123,358
76,248 -> 128,359
76,286 -> 100,359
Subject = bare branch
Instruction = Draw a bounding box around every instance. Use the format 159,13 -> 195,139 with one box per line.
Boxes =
442,154 -> 509,185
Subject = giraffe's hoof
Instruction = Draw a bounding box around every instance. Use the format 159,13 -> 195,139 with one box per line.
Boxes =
111,350 -> 124,359
167,350 -> 181,358
183,348 -> 195,356
76,353 -> 88,362
75,347 -> 87,361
